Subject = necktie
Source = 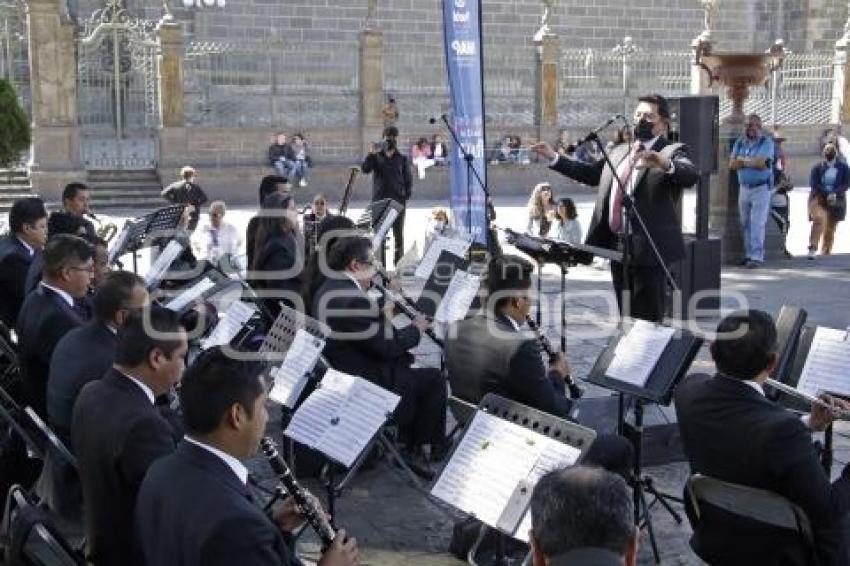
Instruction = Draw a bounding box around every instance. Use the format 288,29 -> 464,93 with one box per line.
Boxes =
609,143 -> 643,234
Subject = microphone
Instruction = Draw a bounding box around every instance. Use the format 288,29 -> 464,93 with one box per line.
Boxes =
86,211 -> 99,221
429,117 -> 437,124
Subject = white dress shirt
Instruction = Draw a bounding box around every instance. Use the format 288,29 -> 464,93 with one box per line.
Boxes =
115,370 -> 156,405
17,237 -> 34,257
40,282 -> 74,307
184,436 -> 249,486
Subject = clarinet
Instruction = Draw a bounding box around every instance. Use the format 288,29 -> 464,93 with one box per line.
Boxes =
372,281 -> 445,348
526,315 -> 584,399
259,437 -> 336,548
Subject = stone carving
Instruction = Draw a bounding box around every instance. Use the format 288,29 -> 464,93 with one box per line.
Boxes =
534,0 -> 556,41
365,0 -> 377,29
698,0 -> 717,42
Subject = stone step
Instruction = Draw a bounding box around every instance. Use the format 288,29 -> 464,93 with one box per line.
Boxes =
88,183 -> 163,194
87,170 -> 161,183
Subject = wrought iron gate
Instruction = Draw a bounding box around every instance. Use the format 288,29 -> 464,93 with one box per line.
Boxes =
77,0 -> 160,170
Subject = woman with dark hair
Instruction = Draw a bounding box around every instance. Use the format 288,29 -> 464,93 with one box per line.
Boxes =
248,193 -> 303,315
550,197 -> 582,244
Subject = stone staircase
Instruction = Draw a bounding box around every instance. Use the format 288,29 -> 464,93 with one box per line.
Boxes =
0,169 -> 38,214
85,169 -> 164,212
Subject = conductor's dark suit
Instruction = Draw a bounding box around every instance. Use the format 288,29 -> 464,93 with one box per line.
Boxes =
136,440 -> 299,566
312,276 -> 446,447
16,284 -> 86,418
675,373 -> 850,566
549,139 -> 698,321
72,369 -> 177,566
0,235 -> 35,328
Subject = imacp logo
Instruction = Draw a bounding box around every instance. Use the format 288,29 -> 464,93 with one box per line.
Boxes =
451,39 -> 476,56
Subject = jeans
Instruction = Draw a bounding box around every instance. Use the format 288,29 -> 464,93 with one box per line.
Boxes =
273,159 -> 309,182
738,184 -> 772,262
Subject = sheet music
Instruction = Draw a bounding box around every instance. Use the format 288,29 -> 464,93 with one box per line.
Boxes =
797,327 -> 850,397
268,329 -> 326,408
285,369 -> 400,467
415,235 -> 470,279
431,412 -> 581,534
145,241 -> 185,286
606,320 -> 675,387
434,270 -> 480,323
200,300 -> 256,350
164,277 -> 216,311
371,207 -> 399,251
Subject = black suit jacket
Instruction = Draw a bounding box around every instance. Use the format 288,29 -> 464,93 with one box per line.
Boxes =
675,373 -> 850,565
550,138 -> 698,265
72,369 -> 177,566
0,235 -> 35,328
16,285 -> 85,417
250,232 -> 302,315
445,314 -> 570,418
312,276 -> 420,390
136,441 -> 298,566
47,321 -> 117,446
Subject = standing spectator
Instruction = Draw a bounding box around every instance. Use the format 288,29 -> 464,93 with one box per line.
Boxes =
268,132 -> 295,179
0,197 -> 47,328
382,96 -> 399,127
362,126 -> 412,264
826,125 -> 850,163
526,182 -> 556,236
430,133 -> 448,165
289,133 -> 312,187
49,182 -> 97,242
808,140 -> 849,258
193,201 -> 243,269
550,197 -> 582,245
411,137 -> 435,180
770,133 -> 793,258
730,113 -> 774,268
161,166 -> 209,232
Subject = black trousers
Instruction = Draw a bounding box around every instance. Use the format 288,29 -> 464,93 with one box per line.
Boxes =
392,366 -> 447,448
610,260 -> 667,323
378,206 -> 406,265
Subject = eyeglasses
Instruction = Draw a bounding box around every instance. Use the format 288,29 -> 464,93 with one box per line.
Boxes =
69,265 -> 95,274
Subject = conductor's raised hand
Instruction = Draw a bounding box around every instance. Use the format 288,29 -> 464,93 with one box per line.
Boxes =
318,529 -> 360,566
531,141 -> 557,161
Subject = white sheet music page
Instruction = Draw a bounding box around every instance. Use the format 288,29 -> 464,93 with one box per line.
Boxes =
145,240 -> 184,286
797,327 -> 850,397
201,300 -> 256,350
606,320 -> 675,387
268,329 -> 326,408
415,235 -> 470,279
164,277 -> 216,311
371,207 -> 399,251
284,370 -> 350,449
434,270 -> 481,323
431,412 -> 581,532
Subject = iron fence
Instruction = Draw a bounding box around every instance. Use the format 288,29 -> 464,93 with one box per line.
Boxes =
0,3 -> 30,118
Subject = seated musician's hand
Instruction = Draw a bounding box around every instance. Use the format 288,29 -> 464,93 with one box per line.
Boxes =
550,353 -> 571,379
531,142 -> 557,161
412,314 -> 430,332
272,495 -> 305,534
809,394 -> 850,431
318,529 -> 360,566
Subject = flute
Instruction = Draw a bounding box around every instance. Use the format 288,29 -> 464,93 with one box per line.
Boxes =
372,281 -> 445,348
259,437 -> 336,548
526,315 -> 584,400
765,378 -> 850,420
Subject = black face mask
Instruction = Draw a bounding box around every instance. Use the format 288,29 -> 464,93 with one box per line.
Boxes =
384,138 -> 397,151
633,119 -> 655,142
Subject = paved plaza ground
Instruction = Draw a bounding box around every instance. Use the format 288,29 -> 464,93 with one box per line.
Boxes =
97,188 -> 850,565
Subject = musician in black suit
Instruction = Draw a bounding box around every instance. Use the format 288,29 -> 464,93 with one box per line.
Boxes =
312,235 -> 447,476
16,235 -> 94,418
25,208 -> 97,295
136,348 -> 359,566
532,94 -> 699,322
48,271 -> 149,446
47,182 -> 97,242
0,197 -> 47,328
445,254 -> 632,477
72,308 -> 186,566
675,309 -> 850,565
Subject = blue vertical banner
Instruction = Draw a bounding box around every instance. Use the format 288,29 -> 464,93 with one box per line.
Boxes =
442,0 -> 488,246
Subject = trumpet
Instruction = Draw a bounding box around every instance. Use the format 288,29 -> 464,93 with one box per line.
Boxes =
526,315 -> 584,400
87,212 -> 118,243
765,378 -> 850,421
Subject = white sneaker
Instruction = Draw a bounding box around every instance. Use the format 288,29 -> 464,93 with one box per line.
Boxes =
299,179 -> 308,187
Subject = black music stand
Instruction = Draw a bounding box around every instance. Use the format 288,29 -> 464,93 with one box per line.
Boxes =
414,250 -> 470,319
357,199 -> 404,264
108,205 -> 186,272
437,393 -> 597,565
587,321 -> 702,563
157,268 -> 241,317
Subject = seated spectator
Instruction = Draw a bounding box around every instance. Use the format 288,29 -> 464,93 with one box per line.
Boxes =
411,137 -> 435,180
529,466 -> 638,566
193,201 -> 243,270
290,132 -> 312,187
550,197 -> 582,245
431,133 -> 448,165
491,135 -> 514,164
510,135 -> 530,164
424,206 -> 449,248
526,182 -> 556,236
268,132 -> 295,180
554,129 -> 574,158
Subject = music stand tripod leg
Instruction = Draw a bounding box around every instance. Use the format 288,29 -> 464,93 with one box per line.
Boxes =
629,399 -> 662,564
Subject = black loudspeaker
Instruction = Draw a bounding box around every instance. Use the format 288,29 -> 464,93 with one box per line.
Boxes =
667,234 -> 721,321
668,95 -> 719,175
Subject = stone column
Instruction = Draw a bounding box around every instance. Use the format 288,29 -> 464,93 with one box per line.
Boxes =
359,29 -> 384,154
709,109 -> 746,263
156,15 -> 188,181
26,0 -> 83,200
534,33 -> 559,144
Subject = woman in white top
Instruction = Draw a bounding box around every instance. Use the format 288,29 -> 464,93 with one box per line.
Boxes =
526,183 -> 556,236
549,197 -> 582,245
192,200 -> 243,269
